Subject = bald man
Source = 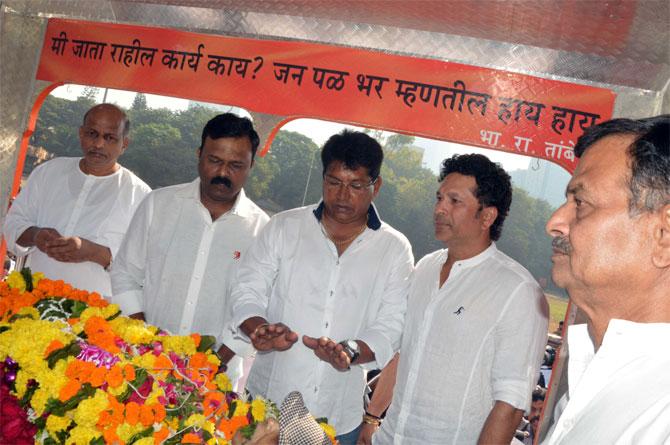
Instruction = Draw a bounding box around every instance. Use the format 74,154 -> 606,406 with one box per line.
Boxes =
3,103 -> 150,295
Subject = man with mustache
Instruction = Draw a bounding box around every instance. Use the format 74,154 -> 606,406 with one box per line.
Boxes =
229,130 -> 413,444
542,115 -> 670,444
3,103 -> 150,295
365,154 -> 548,445
111,113 -> 268,385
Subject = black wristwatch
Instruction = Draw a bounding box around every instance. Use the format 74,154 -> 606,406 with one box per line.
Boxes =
339,339 -> 360,364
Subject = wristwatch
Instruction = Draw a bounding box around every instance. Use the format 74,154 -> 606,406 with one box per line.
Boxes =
339,339 -> 360,364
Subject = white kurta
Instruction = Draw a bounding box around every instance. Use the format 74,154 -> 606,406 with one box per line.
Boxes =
230,203 -> 414,435
543,320 -> 670,445
376,244 -> 549,445
110,180 -> 269,384
3,157 -> 150,296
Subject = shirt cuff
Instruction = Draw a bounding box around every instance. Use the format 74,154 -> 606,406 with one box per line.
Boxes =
219,327 -> 256,357
358,330 -> 394,369
231,303 -> 267,340
111,290 -> 143,316
493,378 -> 532,411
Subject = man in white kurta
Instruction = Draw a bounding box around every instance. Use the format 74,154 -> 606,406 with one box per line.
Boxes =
111,113 -> 268,385
230,131 -> 414,442
370,154 -> 548,445
541,116 -> 670,444
3,104 -> 150,296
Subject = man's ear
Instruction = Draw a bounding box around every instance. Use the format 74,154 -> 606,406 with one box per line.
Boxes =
480,206 -> 498,230
372,175 -> 383,199
196,147 -> 201,158
122,136 -> 130,152
651,203 -> 670,268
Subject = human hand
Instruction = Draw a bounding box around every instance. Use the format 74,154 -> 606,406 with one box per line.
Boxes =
357,422 -> 379,445
250,322 -> 299,352
44,236 -> 90,263
32,228 -> 61,253
302,335 -> 351,371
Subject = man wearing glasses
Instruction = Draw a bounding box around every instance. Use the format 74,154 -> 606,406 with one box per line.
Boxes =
229,130 -> 414,444
3,103 -> 150,296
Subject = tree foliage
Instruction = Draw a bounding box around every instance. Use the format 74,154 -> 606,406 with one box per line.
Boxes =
29,94 -> 562,295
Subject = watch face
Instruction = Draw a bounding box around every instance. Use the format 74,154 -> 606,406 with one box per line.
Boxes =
346,340 -> 359,352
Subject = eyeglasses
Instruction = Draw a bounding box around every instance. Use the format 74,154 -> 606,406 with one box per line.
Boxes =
324,174 -> 377,193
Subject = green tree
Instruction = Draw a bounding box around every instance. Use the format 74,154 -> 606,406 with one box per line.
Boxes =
131,93 -> 148,111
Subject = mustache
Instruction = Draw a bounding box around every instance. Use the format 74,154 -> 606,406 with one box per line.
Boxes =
210,176 -> 232,188
552,236 -> 572,254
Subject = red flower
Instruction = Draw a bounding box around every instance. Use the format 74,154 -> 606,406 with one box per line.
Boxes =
0,384 -> 37,444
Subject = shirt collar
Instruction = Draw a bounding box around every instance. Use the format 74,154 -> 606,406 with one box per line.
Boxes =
178,178 -> 254,218
312,200 -> 382,230
443,242 -> 498,270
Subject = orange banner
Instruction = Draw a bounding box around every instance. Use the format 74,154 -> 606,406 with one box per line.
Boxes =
37,19 -> 615,170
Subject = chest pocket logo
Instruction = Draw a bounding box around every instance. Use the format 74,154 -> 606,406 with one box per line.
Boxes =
453,306 -> 465,315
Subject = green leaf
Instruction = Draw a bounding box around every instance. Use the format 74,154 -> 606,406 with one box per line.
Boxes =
70,300 -> 89,318
127,426 -> 154,443
238,424 -> 257,440
197,335 -> 216,353
45,384 -> 95,416
89,436 -> 106,445
46,342 -> 81,369
19,382 -> 39,408
20,267 -> 33,292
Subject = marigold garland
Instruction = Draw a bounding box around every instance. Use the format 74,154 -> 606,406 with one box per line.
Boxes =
0,270 -> 305,444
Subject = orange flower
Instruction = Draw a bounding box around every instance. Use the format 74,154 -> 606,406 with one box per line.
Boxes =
191,333 -> 201,348
153,427 -> 169,445
59,380 -> 82,402
181,432 -> 201,444
217,416 -> 249,440
203,391 -> 226,417
150,403 -> 166,423
84,316 -> 120,353
139,404 -> 155,427
107,365 -> 124,388
89,365 -> 107,387
124,401 -> 140,425
123,364 -> 136,381
44,339 -> 64,358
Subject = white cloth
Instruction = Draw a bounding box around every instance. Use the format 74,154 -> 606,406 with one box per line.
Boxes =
376,244 -> 549,445
3,157 -> 150,296
542,320 -> 670,445
110,180 -> 268,384
230,203 -> 414,435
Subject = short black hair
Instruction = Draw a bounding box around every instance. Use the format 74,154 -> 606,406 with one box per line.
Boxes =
199,113 -> 260,158
83,103 -> 130,137
532,386 -> 546,402
321,130 -> 383,180
438,153 -> 512,241
575,115 -> 669,213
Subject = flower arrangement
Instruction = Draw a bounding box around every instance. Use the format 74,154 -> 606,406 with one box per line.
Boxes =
0,269 -> 336,444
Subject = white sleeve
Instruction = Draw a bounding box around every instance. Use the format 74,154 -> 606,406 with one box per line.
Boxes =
2,164 -> 46,256
228,216 -> 281,352
109,192 -> 154,316
492,281 -> 549,411
358,237 -> 414,369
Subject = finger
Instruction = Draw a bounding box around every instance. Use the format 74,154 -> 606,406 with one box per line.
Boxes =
302,335 -> 318,349
285,330 -> 299,343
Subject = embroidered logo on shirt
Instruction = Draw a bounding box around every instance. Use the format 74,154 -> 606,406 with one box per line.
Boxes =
233,251 -> 241,260
453,306 -> 465,315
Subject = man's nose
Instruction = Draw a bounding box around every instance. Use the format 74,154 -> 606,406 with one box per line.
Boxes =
546,202 -> 570,237
336,183 -> 351,199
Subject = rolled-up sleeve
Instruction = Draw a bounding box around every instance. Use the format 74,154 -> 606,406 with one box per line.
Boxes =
228,217 -> 280,351
110,193 -> 154,316
359,237 -> 414,369
492,281 -> 549,411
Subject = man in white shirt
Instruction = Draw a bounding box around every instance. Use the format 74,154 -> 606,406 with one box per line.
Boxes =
367,154 -> 549,445
111,113 -> 269,385
229,130 -> 414,444
3,104 -> 150,295
542,115 -> 670,444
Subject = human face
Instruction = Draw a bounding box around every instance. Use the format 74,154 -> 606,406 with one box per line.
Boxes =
322,161 -> 381,225
78,105 -> 128,176
546,135 -> 653,298
434,173 -> 492,247
529,399 -> 544,432
198,136 -> 253,205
